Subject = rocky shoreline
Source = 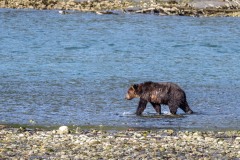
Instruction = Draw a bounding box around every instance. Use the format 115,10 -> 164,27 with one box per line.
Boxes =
0,0 -> 240,17
0,125 -> 240,159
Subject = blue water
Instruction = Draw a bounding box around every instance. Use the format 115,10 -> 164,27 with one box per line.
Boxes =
0,9 -> 240,130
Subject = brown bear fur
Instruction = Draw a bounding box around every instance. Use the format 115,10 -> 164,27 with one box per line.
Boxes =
125,81 -> 193,115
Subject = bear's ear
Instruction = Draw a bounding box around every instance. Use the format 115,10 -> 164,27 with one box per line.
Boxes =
132,84 -> 139,91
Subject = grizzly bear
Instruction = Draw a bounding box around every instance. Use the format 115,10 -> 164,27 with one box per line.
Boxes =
125,81 -> 193,115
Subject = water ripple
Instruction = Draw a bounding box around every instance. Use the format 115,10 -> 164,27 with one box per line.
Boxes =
0,9 -> 240,129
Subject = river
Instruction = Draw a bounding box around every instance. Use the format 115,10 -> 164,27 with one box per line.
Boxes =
0,9 -> 240,130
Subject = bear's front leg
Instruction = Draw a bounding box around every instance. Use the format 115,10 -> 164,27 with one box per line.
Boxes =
150,102 -> 161,115
136,98 -> 148,115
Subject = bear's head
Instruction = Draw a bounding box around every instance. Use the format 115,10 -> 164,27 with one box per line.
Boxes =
125,84 -> 142,100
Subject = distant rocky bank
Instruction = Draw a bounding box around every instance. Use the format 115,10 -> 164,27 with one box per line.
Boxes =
1,0 -> 240,17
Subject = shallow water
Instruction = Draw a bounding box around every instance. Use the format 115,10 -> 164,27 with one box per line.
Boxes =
0,9 -> 240,130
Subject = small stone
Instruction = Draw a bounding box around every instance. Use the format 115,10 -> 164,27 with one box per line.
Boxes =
235,137 -> 240,141
61,155 -> 69,159
58,126 -> 69,134
75,127 -> 81,133
205,137 -> 214,142
52,130 -> 57,134
192,132 -> 198,136
0,125 -> 6,129
218,140 -> 224,145
19,134 -> 25,137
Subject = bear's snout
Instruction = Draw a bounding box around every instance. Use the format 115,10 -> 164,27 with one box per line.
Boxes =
125,94 -> 132,100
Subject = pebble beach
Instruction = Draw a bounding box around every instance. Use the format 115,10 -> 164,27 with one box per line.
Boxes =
1,1 -> 240,159
0,125 -> 240,159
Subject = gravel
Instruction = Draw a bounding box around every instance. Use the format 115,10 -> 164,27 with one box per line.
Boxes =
0,125 -> 240,159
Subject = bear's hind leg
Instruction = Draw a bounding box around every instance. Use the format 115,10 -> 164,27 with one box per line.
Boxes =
136,98 -> 148,115
150,102 -> 161,115
180,101 -> 193,114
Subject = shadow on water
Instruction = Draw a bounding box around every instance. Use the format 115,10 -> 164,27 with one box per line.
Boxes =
136,113 -> 185,119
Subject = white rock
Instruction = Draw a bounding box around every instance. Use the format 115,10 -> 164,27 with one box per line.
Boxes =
235,137 -> 240,141
58,126 -> 69,134
218,141 -> 224,145
18,134 -> 25,137
205,137 -> 214,142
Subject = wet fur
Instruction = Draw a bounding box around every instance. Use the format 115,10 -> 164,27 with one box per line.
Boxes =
126,81 -> 193,115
